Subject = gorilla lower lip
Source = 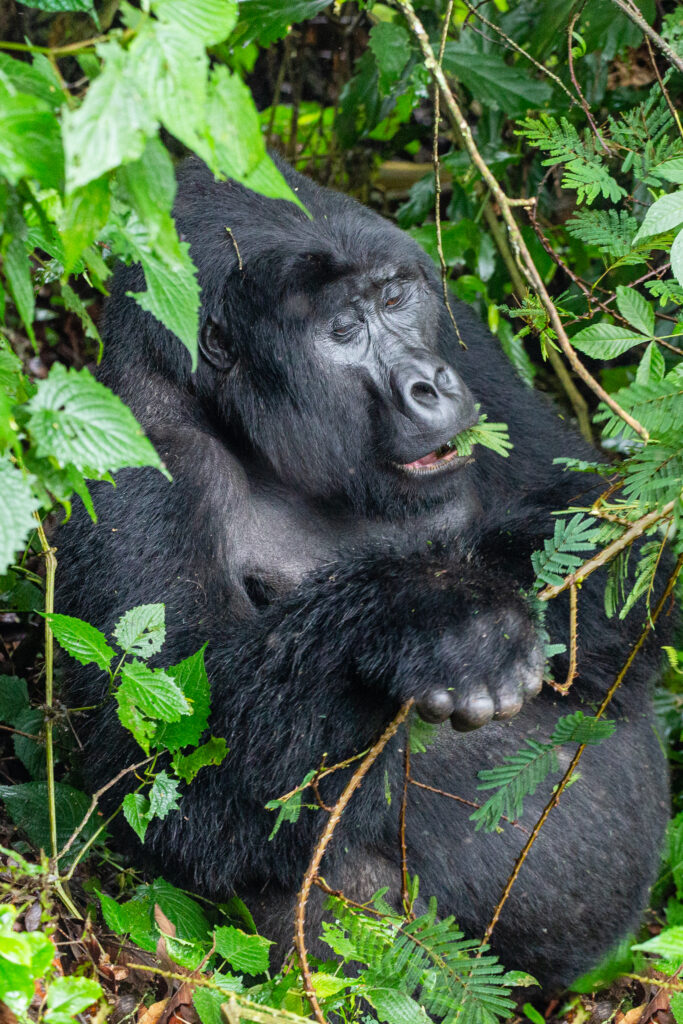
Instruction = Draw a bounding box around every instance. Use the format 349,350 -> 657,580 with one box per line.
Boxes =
399,442 -> 465,474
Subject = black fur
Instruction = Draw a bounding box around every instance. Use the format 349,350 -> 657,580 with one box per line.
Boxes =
57,157 -> 670,990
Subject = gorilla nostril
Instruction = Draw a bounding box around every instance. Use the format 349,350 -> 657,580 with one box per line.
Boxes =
410,380 -> 439,404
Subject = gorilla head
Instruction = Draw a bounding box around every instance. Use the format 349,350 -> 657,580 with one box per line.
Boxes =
167,159 -> 479,510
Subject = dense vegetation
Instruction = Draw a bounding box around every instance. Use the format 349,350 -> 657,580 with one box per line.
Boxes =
0,1 -> 682,1023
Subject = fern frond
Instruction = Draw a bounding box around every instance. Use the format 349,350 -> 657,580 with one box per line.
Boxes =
621,435 -> 683,507
565,209 -> 638,260
619,539 -> 664,619
470,740 -> 558,831
594,374 -> 683,439
531,513 -> 602,588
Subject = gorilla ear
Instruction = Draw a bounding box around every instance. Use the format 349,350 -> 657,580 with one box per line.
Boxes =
199,316 -> 235,371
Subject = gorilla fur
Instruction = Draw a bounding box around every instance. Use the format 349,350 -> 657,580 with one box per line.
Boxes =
57,156 -> 670,990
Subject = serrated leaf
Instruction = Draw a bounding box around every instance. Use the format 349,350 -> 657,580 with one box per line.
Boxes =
148,770 -> 181,820
615,285 -> 654,336
123,792 -> 151,842
0,675 -> 29,724
237,0 -> 331,46
0,461 -> 39,576
214,926 -> 272,975
147,878 -> 211,943
45,977 -> 103,1024
671,229 -> 683,289
444,41 -> 552,116
633,926 -> 683,959
171,737 -> 228,783
117,697 -> 156,755
633,189 -> 683,242
636,342 -> 666,385
47,613 -> 114,671
114,603 -> 166,659
0,87 -> 63,189
129,243 -> 200,365
60,176 -> 111,275
27,363 -> 169,477
570,323 -> 646,359
4,235 -> 35,339
652,157 -> 683,184
155,645 -> 210,750
152,0 -> 237,45
0,781 -> 98,861
98,889 -> 157,950
118,660 -> 191,723
62,38 -> 155,191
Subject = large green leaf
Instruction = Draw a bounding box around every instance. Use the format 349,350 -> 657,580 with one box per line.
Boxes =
128,244 -> 200,364
118,660 -> 191,722
214,926 -> 272,975
47,613 -> 115,672
443,41 -> 552,116
569,323 -> 646,359
0,781 -> 98,858
62,38 -> 155,191
158,646 -> 210,751
633,189 -> 683,242
237,0 -> 331,46
152,0 -> 238,45
17,0 -> 95,10
0,87 -> 63,189
0,461 -> 38,577
45,978 -> 103,1024
369,22 -> 411,94
27,363 -> 168,477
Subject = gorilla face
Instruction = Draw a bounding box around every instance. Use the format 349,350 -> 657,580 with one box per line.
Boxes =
314,261 -> 478,472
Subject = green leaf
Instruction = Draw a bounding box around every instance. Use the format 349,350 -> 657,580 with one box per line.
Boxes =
157,646 -> 210,750
0,907 -> 55,1014
123,792 -> 152,843
147,878 -> 211,943
0,460 -> 39,576
118,660 -> 191,723
0,87 -> 63,189
98,889 -> 157,950
153,0 -> 238,45
0,675 -> 29,725
671,229 -> 683,289
171,737 -> 228,783
60,176 -> 111,275
114,603 -> 166,659
148,770 -> 181,820
27,363 -> 169,477
633,926 -> 683,959
62,38 -> 155,191
369,23 -> 411,93
214,926 -> 272,975
0,781 -> 98,860
128,243 -> 200,365
117,697 -> 156,755
636,341 -> 665,385
13,708 -> 45,780
0,52 -> 60,106
47,613 -> 115,671
4,235 -> 35,340
237,0 -> 331,46
570,323 -> 646,359
444,41 -> 552,117
18,0 -> 95,11
365,987 -> 427,1024
652,156 -> 683,184
550,712 -> 615,745
633,189 -> 683,242
45,977 -> 103,1024
615,285 -> 654,336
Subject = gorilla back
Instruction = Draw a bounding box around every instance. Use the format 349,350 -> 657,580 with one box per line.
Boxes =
56,156 -> 669,990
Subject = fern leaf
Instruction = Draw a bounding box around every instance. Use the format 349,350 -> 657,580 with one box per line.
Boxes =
470,740 -> 558,831
594,374 -> 683,439
531,513 -> 602,588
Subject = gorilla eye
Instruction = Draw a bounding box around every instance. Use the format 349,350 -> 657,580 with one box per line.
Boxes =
332,319 -> 356,339
385,287 -> 403,308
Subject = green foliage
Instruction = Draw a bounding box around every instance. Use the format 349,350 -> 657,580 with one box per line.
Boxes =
530,513 -> 602,589
451,411 -> 513,458
471,713 -> 615,832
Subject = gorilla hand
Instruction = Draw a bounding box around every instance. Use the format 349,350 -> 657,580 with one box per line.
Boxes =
397,604 -> 545,731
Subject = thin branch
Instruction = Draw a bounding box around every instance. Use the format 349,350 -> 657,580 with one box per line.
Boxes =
482,553 -> 683,946
644,34 -> 683,141
432,0 -> 465,347
272,748 -> 370,807
549,583 -> 578,694
294,701 -> 414,1024
394,0 -> 650,441
537,498 -> 677,601
608,0 -> 683,75
399,731 -> 412,915
567,8 -> 610,153
0,723 -> 41,740
57,756 -> 153,863
409,776 -> 528,833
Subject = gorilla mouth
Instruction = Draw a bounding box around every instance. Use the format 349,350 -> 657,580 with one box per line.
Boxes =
398,440 -> 469,475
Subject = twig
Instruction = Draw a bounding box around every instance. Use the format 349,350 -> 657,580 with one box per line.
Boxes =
57,756 -> 153,863
0,723 -> 41,740
432,0 -> 465,347
272,748 -> 370,806
567,9 -> 610,154
537,498 -> 677,600
294,701 -> 414,1024
608,0 -> 683,75
644,35 -> 683,141
549,583 -> 578,694
225,228 -> 242,271
409,777 -> 528,833
399,731 -> 412,914
482,553 -> 683,946
394,0 -> 650,441
0,28 -> 134,56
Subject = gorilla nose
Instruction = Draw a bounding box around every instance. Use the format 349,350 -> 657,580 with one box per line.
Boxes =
392,359 -> 473,432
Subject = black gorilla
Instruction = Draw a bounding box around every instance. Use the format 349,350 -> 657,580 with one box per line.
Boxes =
57,156 -> 669,990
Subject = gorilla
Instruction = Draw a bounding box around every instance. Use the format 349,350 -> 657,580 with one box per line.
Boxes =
57,156 -> 669,991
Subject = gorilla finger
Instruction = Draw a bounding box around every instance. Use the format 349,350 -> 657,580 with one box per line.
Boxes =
492,681 -> 523,721
521,645 -> 545,697
416,689 -> 455,724
450,689 -> 494,732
